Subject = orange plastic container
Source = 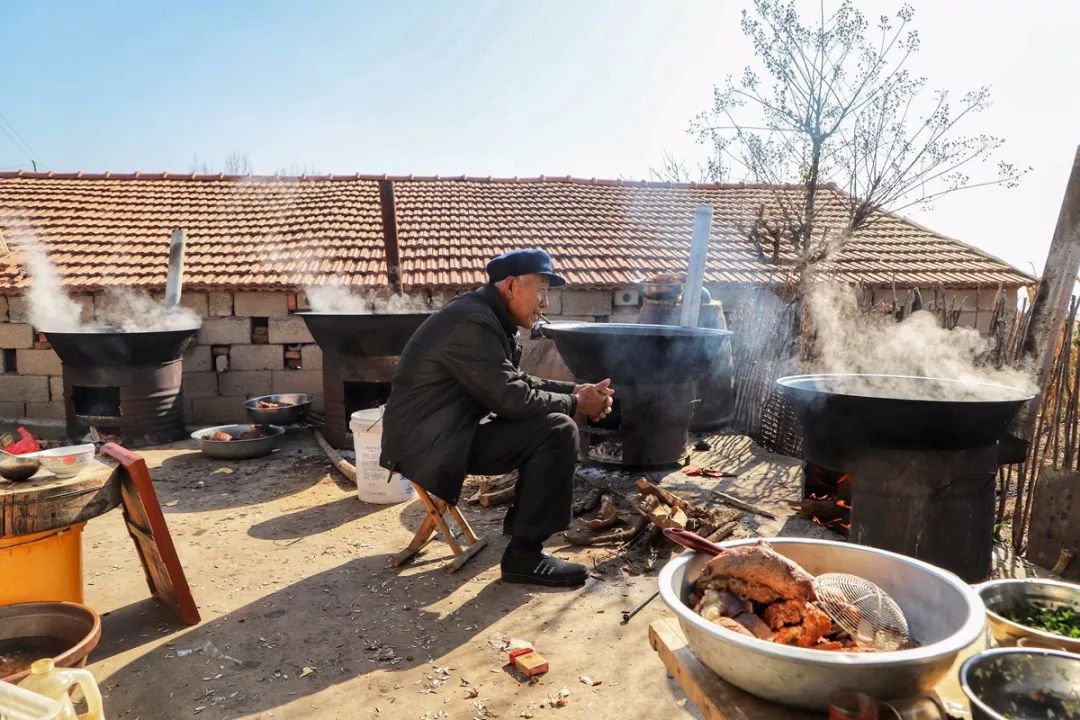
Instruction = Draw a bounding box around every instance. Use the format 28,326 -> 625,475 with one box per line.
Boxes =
0,524 -> 85,605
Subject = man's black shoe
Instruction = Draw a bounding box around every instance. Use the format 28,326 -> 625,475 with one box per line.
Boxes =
501,549 -> 587,587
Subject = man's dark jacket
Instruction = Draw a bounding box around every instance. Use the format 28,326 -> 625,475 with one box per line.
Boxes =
379,284 -> 577,504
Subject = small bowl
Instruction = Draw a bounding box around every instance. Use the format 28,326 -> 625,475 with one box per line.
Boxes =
243,393 -> 312,425
960,647 -> 1080,719
974,578 -> 1080,653
0,450 -> 41,482
33,444 -> 96,479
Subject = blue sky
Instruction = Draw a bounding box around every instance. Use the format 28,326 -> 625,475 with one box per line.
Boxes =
2,1 -> 1078,273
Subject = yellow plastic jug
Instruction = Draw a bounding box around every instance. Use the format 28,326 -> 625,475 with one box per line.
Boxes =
16,659 -> 103,720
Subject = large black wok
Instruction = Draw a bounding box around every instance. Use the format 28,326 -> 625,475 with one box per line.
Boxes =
297,312 -> 430,357
778,374 -> 1034,456
540,322 -> 734,385
44,328 -> 198,367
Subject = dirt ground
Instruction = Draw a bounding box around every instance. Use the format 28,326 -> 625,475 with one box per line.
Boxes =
74,430 -> 823,720
76,430 -> 1051,720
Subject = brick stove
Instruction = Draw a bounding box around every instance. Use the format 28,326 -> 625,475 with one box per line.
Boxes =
297,312 -> 428,449
781,373 -> 1033,582
44,328 -> 197,446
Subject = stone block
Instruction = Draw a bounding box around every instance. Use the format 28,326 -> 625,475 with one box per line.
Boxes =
197,318 -> 250,346
49,376 -> 64,402
230,345 -> 284,371
300,344 -> 323,370
234,292 -> 289,318
182,371 -> 220,399
0,323 -> 34,349
545,288 -> 563,315
189,397 -> 245,425
0,374 -> 49,402
25,401 -> 65,420
209,292 -> 234,316
182,344 -> 213,372
0,400 -> 25,417
271,370 -> 322,396
16,348 -> 62,376
268,316 -> 314,344
0,296 -> 7,322
219,370 -> 272,398
611,306 -> 641,323
6,297 -> 28,323
180,291 -> 210,318
561,290 -> 612,317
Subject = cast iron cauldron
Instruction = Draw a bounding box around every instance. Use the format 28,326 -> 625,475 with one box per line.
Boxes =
44,328 -> 197,367
296,312 -> 430,357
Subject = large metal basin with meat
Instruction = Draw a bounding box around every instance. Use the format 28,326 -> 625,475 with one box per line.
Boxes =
657,537 -> 985,711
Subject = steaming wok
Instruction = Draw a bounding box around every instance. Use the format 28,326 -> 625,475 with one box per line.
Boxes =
44,328 -> 198,367
778,374 -> 1035,454
540,322 -> 733,385
296,312 -> 429,357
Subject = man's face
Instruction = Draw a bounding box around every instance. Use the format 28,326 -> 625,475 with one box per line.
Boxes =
503,274 -> 550,328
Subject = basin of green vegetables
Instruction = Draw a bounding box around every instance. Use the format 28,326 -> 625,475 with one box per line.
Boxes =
975,578 -> 1080,653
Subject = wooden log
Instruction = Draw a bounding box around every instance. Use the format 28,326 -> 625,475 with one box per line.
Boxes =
635,477 -> 688,510
712,490 -> 778,520
479,484 -> 516,508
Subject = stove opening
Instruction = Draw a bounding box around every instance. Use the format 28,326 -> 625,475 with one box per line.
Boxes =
799,462 -> 852,537
72,385 -> 121,417
343,380 -> 392,419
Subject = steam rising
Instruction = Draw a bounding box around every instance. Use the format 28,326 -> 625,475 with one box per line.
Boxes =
804,282 -> 1035,397
305,284 -> 431,314
17,232 -> 200,332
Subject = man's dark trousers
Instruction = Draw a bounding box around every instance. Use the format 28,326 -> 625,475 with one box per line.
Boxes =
467,412 -> 577,538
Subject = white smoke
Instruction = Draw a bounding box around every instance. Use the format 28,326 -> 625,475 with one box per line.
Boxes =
16,231 -> 200,332
304,284 -> 431,314
804,281 -> 1036,396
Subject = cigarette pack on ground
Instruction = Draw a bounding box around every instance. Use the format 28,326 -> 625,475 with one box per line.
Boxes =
508,647 -> 549,676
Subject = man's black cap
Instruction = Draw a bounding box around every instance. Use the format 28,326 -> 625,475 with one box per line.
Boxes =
485,249 -> 567,287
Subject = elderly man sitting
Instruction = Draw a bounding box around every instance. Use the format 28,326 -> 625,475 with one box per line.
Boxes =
380,249 -> 613,587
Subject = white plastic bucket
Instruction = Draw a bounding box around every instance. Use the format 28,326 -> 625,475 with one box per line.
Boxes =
350,408 -> 414,504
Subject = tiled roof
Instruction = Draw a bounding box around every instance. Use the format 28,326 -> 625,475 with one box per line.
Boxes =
0,171 -> 1032,294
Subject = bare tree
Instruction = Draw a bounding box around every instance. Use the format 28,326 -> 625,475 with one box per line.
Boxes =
224,151 -> 252,175
648,149 -> 728,183
691,0 -> 1027,271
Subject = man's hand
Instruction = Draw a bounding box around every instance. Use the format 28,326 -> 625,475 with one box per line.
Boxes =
573,378 -> 615,422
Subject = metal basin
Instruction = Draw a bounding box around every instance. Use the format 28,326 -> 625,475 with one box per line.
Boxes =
975,578 -> 1080,653
296,312 -> 429,357
778,374 -> 1034,453
657,537 -> 986,711
540,322 -> 733,385
960,647 -> 1080,719
44,328 -> 197,367
244,393 -> 312,425
0,601 -> 101,683
191,424 -> 285,460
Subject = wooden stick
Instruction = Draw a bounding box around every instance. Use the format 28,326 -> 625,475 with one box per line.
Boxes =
635,477 -> 688,510
314,430 -> 357,483
479,483 -> 516,508
713,490 -> 778,520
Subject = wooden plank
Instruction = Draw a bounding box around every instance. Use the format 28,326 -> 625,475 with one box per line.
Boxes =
648,618 -> 812,720
101,442 -> 200,626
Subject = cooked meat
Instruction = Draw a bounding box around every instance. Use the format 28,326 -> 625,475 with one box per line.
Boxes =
714,617 -> 755,637
734,612 -> 776,641
236,428 -> 266,440
771,603 -> 833,647
210,430 -> 233,442
693,588 -> 753,619
256,401 -> 285,409
762,599 -> 805,629
696,541 -> 815,604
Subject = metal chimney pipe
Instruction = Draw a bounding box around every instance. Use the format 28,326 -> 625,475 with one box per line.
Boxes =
164,228 -> 186,310
679,205 -> 713,328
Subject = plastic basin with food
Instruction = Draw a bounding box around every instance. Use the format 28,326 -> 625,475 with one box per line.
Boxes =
32,444 -> 96,479
657,537 -> 985,711
974,578 -> 1080,653
960,647 -> 1079,719
191,424 -> 285,460
243,393 -> 312,425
